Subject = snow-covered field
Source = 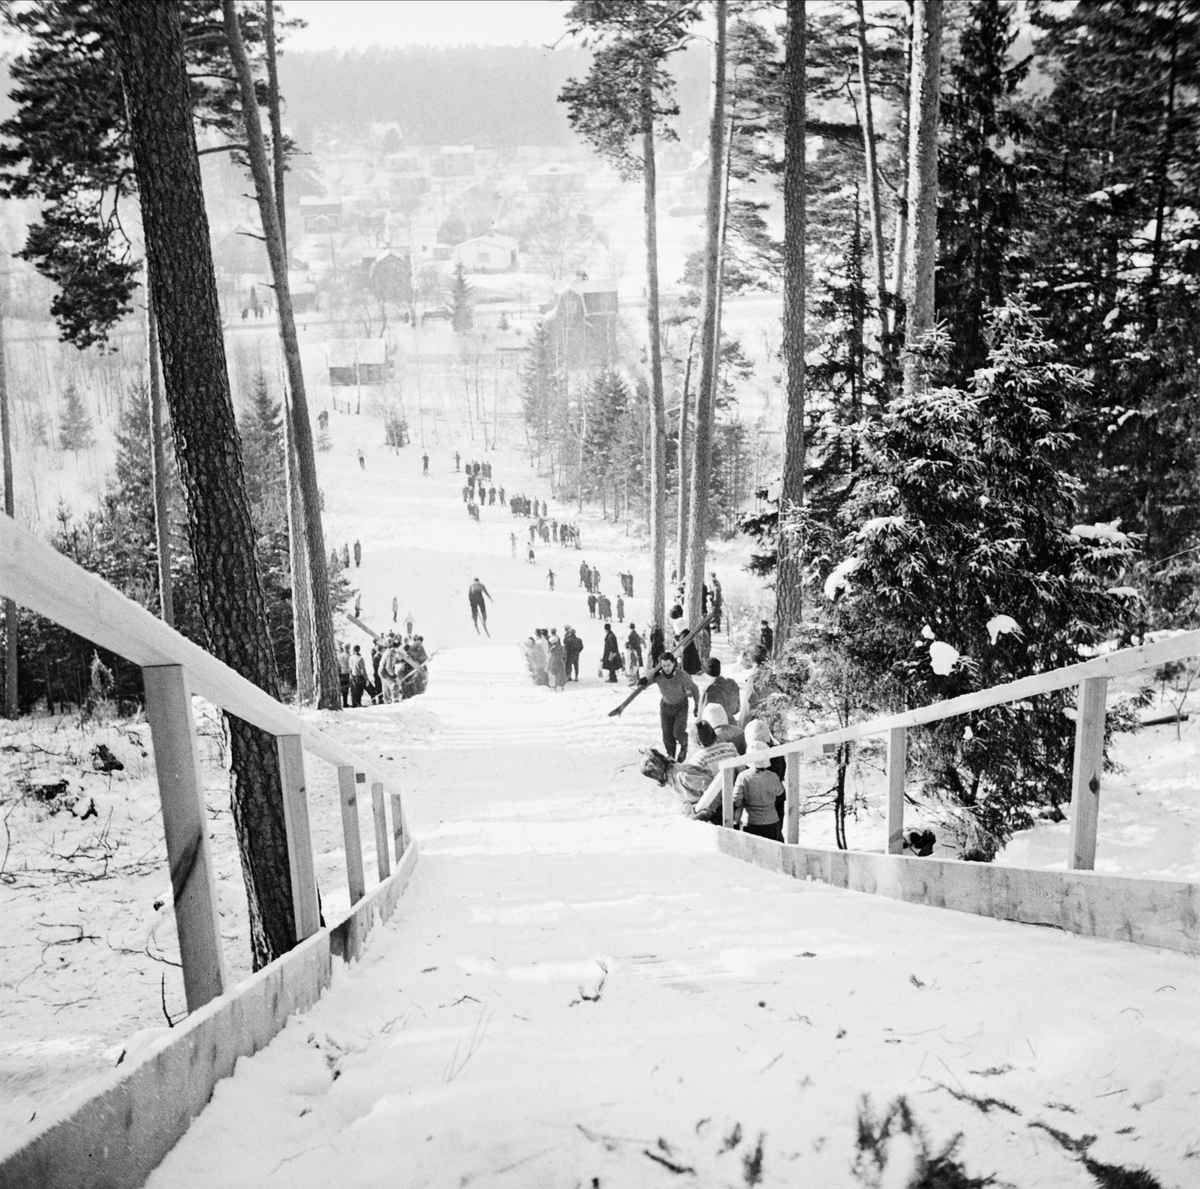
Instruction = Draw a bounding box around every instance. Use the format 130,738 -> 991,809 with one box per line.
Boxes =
3,411 -> 1200,1186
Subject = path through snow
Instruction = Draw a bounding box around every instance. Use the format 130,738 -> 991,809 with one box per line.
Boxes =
147,642 -> 1200,1188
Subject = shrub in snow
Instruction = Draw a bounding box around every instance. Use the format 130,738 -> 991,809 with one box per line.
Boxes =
777,305 -> 1144,860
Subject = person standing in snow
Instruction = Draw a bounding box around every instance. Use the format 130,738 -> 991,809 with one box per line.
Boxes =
639,651 -> 699,762
732,742 -> 783,841
625,623 -> 644,675
699,657 -> 741,723
341,543 -> 350,569
454,451 -> 461,471
353,539 -> 361,568
510,532 -> 517,557
547,629 -> 567,691
563,625 -> 583,681
337,642 -> 351,707
349,645 -> 369,707
405,611 -> 414,638
357,449 -> 366,471
601,622 -> 623,683
422,452 -> 429,475
548,569 -> 556,591
587,592 -> 597,619
615,594 -> 625,623
468,578 -> 493,636
759,619 -> 774,654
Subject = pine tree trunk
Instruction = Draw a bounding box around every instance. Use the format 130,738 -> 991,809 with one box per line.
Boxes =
856,0 -> 890,355
146,284 -> 175,627
284,393 -> 314,703
774,0 -> 807,649
223,0 -> 342,711
1,293 -> 17,718
265,0 -> 311,702
676,348 -> 690,582
111,0 -> 296,969
889,1 -> 914,312
902,0 -> 943,396
642,75 -> 668,633
684,0 -> 727,630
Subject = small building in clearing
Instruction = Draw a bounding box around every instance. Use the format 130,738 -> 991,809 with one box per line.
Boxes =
299,196 -> 343,233
326,338 -> 388,387
452,234 -> 518,273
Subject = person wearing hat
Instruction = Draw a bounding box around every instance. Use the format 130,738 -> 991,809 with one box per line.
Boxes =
639,651 -> 700,762
702,702 -> 746,755
732,741 -> 783,841
601,622 -> 623,683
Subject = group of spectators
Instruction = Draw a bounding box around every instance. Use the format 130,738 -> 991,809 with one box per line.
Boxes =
337,632 -> 429,707
522,626 -> 585,690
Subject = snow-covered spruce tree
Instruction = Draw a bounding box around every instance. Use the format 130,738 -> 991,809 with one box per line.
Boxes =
788,305 -> 1140,859
58,382 -> 94,452
450,262 -> 473,333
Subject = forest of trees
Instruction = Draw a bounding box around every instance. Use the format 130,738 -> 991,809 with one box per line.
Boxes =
4,0 -> 1199,892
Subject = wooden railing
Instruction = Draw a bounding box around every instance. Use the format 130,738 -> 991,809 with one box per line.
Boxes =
0,516 -> 412,1014
719,629 -> 1200,869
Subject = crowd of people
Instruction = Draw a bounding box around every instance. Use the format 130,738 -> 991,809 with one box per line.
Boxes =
521,625 -> 585,690
337,630 -> 429,708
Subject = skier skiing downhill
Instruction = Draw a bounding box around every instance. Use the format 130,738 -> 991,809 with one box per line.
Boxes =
468,577 -> 493,636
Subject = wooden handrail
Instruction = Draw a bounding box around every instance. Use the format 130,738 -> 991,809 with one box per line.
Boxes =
719,628 -> 1200,768
717,621 -> 1200,875
1,515 -> 413,1011
1,516 -> 395,791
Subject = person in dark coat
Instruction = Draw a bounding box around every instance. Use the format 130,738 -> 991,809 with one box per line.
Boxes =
601,623 -> 623,683
587,592 -> 598,619
759,619 -> 774,654
563,625 -> 584,681
649,624 -> 665,668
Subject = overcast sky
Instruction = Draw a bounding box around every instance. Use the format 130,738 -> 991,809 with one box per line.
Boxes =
280,1 -> 571,52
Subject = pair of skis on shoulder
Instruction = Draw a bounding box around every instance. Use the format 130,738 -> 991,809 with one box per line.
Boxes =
607,606 -> 719,718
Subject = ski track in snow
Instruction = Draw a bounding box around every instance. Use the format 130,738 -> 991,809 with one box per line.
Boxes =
4,420 -> 1200,1186
143,635 -> 1200,1188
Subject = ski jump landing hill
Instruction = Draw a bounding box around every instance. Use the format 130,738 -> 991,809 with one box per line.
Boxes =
1,512 -> 1199,1188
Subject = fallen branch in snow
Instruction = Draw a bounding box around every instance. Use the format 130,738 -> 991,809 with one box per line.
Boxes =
160,974 -> 180,1028
642,1147 -> 695,1175
443,1008 -> 488,1083
933,1082 -> 1020,1116
570,960 -> 608,1006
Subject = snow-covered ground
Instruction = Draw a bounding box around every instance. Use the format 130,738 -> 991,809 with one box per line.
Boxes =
3,413 -> 1200,1186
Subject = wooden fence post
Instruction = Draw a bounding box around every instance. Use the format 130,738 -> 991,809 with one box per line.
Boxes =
276,735 -> 321,941
722,767 -> 736,828
142,665 -> 227,1012
390,792 -> 406,862
1068,676 -> 1107,871
887,726 -> 907,855
337,765 -> 367,903
371,781 -> 390,880
784,756 -> 800,844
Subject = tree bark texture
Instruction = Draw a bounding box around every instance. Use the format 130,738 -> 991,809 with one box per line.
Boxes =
855,0 -> 890,354
902,0 -> 943,396
283,391 -> 314,703
146,284 -> 175,627
223,0 -> 341,711
1,292 -> 17,718
684,0 -> 727,629
889,1 -> 914,316
265,0 -> 311,701
642,77 -> 668,634
676,351 -> 690,583
775,0 -> 807,648
111,0 -> 295,970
